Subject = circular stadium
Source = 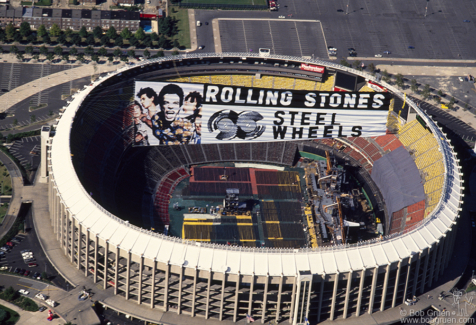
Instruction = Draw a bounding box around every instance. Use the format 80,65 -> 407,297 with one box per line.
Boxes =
48,53 -> 463,324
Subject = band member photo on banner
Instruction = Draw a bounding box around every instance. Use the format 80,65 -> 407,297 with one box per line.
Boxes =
130,81 -> 393,146
132,81 -> 204,146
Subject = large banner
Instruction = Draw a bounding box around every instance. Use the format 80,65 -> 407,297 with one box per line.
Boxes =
130,81 -> 392,146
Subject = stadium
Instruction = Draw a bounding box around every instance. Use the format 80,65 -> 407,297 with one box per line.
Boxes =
47,53 -> 463,324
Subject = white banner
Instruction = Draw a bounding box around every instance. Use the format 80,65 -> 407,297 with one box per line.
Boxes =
130,81 -> 392,146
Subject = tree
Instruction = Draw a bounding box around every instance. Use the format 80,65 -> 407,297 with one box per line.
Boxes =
86,34 -> 96,45
19,22 -> 31,37
121,56 -> 129,62
108,55 -> 114,63
410,79 -> 418,93
27,34 -> 37,44
37,25 -> 48,38
70,33 -> 81,46
0,309 -> 7,322
339,59 -> 350,67
382,70 -> 391,83
91,54 -> 99,62
437,89 -> 444,98
85,45 -> 94,56
46,53 -> 54,62
3,286 -> 16,301
25,46 -> 33,55
433,96 -> 441,104
57,33 -> 67,44
421,84 -> 431,100
367,62 -> 375,74
129,36 -> 139,48
76,53 -> 85,62
32,54 -> 39,61
114,36 -> 123,47
5,23 -> 15,40
142,35 -> 152,48
93,26 -> 103,39
9,45 -> 18,54
69,47 -> 78,56
135,27 -> 145,41
157,50 -> 164,57
143,49 -> 150,59
100,35 -> 110,46
16,53 -> 23,61
127,49 -> 135,58
157,35 -> 169,49
449,96 -> 455,105
49,23 -> 62,37
172,49 -> 179,56
98,47 -> 107,57
62,53 -> 69,62
41,272 -> 48,280
121,27 -> 132,40
395,73 -> 404,89
113,47 -> 121,59
173,39 -> 180,49
54,45 -> 63,56
79,26 -> 88,39
352,60 -> 361,70
64,28 -> 73,37
150,32 -> 158,41
43,34 -> 51,44
106,26 -> 117,40
13,32 -> 22,43
12,119 -> 18,127
39,45 -> 48,57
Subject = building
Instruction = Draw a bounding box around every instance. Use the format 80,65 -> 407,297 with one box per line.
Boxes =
47,54 -> 463,325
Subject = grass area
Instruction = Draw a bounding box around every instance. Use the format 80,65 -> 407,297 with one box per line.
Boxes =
28,103 -> 48,112
169,7 -> 191,49
0,304 -> 20,325
180,0 -> 266,5
0,164 -> 12,196
20,0 -> 51,5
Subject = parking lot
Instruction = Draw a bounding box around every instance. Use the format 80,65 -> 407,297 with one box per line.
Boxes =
8,136 -> 41,170
0,206 -> 67,292
218,19 -> 329,58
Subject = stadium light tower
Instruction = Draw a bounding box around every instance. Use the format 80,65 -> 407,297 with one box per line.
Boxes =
424,0 -> 429,17
346,0 -> 350,14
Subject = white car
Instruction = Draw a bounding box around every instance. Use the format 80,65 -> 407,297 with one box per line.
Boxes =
375,54 -> 383,57
459,77 -> 464,82
278,15 -> 285,18
328,47 -> 337,51
35,293 -> 47,300
45,299 -> 57,307
18,289 -> 29,295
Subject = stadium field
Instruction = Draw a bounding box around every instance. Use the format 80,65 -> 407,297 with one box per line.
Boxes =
180,0 -> 267,6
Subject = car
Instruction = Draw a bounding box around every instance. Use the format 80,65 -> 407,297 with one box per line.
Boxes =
205,22 -> 208,25
24,270 -> 30,276
198,46 -> 204,50
348,48 -> 356,52
35,293 -> 47,300
408,45 -> 415,49
196,21 -> 201,27
349,51 -> 357,57
11,239 -> 20,244
278,15 -> 285,18
28,263 -> 38,268
375,54 -> 383,57
13,267 -> 20,273
328,51 -> 337,56
463,20 -> 470,23
459,77 -> 464,82
383,51 -> 391,54
6,242 -> 13,247
328,46 -> 337,51
38,306 -> 46,312
18,289 -> 29,295
0,266 -> 8,271
337,9 -> 344,12
45,299 -> 57,307
1,247 -> 9,252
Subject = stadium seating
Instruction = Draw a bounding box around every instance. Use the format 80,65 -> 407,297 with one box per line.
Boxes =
273,77 -> 295,90
231,75 -> 253,87
359,85 -> 375,92
316,75 -> 334,91
294,79 -> 316,91
252,76 -> 274,89
210,75 -> 232,85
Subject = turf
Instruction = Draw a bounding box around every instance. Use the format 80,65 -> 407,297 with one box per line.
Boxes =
169,8 -> 191,49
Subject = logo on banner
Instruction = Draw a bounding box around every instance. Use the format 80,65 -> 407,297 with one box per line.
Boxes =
207,110 -> 266,140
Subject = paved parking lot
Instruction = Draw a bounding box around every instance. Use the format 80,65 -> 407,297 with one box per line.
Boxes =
218,19 -> 328,58
9,136 -> 41,170
0,206 -> 67,291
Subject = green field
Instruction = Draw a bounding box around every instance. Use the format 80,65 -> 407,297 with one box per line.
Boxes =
169,8 -> 191,49
180,0 -> 267,5
0,304 -> 20,325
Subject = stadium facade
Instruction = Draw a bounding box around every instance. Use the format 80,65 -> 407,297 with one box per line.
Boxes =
47,53 -> 464,324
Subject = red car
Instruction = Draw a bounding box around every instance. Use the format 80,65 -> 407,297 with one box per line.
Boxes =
5,242 -> 13,247
28,263 -> 38,268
